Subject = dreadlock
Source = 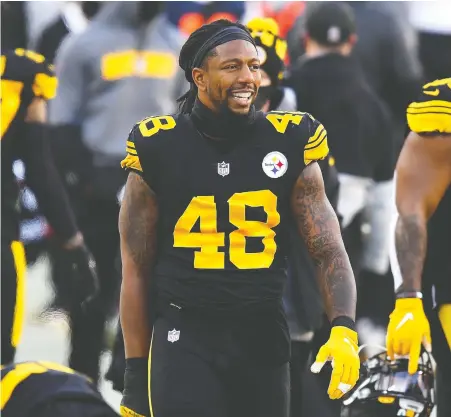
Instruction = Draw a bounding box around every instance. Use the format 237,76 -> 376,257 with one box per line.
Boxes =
177,19 -> 252,114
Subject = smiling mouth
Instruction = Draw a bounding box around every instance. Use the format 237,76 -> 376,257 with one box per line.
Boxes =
230,91 -> 254,106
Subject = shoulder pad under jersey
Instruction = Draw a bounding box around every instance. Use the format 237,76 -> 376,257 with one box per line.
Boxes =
407,78 -> 451,135
264,110 -> 329,165
121,114 -> 178,174
1,49 -> 57,100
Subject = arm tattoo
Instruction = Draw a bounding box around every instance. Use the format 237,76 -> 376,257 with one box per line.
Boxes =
291,163 -> 356,320
118,172 -> 158,276
395,214 -> 427,291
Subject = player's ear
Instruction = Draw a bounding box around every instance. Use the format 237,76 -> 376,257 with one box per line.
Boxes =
192,67 -> 208,92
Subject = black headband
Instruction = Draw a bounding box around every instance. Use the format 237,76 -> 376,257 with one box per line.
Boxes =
184,26 -> 256,82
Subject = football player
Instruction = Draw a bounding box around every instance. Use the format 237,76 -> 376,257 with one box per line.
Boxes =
119,20 -> 359,417
1,49 -> 98,364
387,78 -> 451,417
1,361 -> 118,417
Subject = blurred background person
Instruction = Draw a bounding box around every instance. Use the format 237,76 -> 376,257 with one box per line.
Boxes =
48,1 -> 187,384
1,361 -> 118,417
286,1 -> 423,153
1,48 -> 98,365
346,1 -> 423,152
36,1 -> 101,64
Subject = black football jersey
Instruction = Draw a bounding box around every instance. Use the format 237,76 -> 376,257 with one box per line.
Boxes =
407,78 -> 451,135
0,361 -> 107,417
1,49 -> 57,241
121,110 -> 329,309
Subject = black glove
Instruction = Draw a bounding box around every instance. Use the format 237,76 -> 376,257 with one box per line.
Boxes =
59,244 -> 99,308
121,358 -> 150,417
105,323 -> 126,392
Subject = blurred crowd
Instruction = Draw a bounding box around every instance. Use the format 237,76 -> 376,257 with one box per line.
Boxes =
1,1 -> 450,417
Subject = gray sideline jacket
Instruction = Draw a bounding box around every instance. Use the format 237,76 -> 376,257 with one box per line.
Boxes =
49,2 -> 187,167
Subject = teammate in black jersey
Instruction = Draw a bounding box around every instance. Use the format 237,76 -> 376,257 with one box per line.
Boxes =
0,361 -> 118,417
1,49 -> 98,364
387,78 -> 451,417
119,20 -> 359,417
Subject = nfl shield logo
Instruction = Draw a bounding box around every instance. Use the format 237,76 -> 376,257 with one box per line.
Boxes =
167,328 -> 180,343
217,161 -> 230,177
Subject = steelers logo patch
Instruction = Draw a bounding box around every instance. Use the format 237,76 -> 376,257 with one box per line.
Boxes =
262,151 -> 288,178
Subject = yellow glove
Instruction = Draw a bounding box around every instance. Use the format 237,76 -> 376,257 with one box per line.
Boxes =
311,326 -> 360,400
386,298 -> 431,375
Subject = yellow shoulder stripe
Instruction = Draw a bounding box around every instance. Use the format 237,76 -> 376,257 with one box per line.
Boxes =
305,126 -> 327,150
408,100 -> 451,110
32,73 -> 57,100
1,363 -> 47,409
423,78 -> 451,89
304,128 -> 329,165
121,154 -> 143,173
407,112 -> 451,134
0,56 -> 5,77
126,147 -> 137,155
126,140 -> 135,148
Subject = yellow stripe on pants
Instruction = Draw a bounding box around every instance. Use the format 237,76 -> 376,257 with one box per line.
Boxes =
10,241 -> 26,348
438,304 -> 451,350
148,329 -> 154,417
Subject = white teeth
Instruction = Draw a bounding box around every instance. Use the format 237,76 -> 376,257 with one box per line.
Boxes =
232,92 -> 252,99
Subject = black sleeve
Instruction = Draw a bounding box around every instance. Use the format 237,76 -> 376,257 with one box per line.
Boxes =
21,123 -> 79,242
35,19 -> 69,64
372,101 -> 396,182
50,124 -> 94,187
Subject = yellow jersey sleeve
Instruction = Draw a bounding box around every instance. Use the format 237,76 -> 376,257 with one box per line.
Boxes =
9,49 -> 58,100
121,124 -> 144,173
303,114 -> 329,166
407,78 -> 451,135
121,115 -> 177,181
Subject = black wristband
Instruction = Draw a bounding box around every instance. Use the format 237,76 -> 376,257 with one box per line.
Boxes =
331,316 -> 356,331
396,291 -> 423,300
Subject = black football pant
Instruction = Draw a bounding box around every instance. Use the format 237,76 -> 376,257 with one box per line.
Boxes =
1,240 -> 26,364
149,303 -> 290,417
422,187 -> 451,417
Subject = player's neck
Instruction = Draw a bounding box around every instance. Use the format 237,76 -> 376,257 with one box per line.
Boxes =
190,98 -> 256,141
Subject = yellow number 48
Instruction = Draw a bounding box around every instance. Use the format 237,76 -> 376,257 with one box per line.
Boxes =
139,115 -> 176,138
173,190 -> 280,269
266,111 -> 304,134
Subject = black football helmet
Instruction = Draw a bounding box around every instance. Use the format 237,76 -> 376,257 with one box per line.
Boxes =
341,348 -> 435,417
